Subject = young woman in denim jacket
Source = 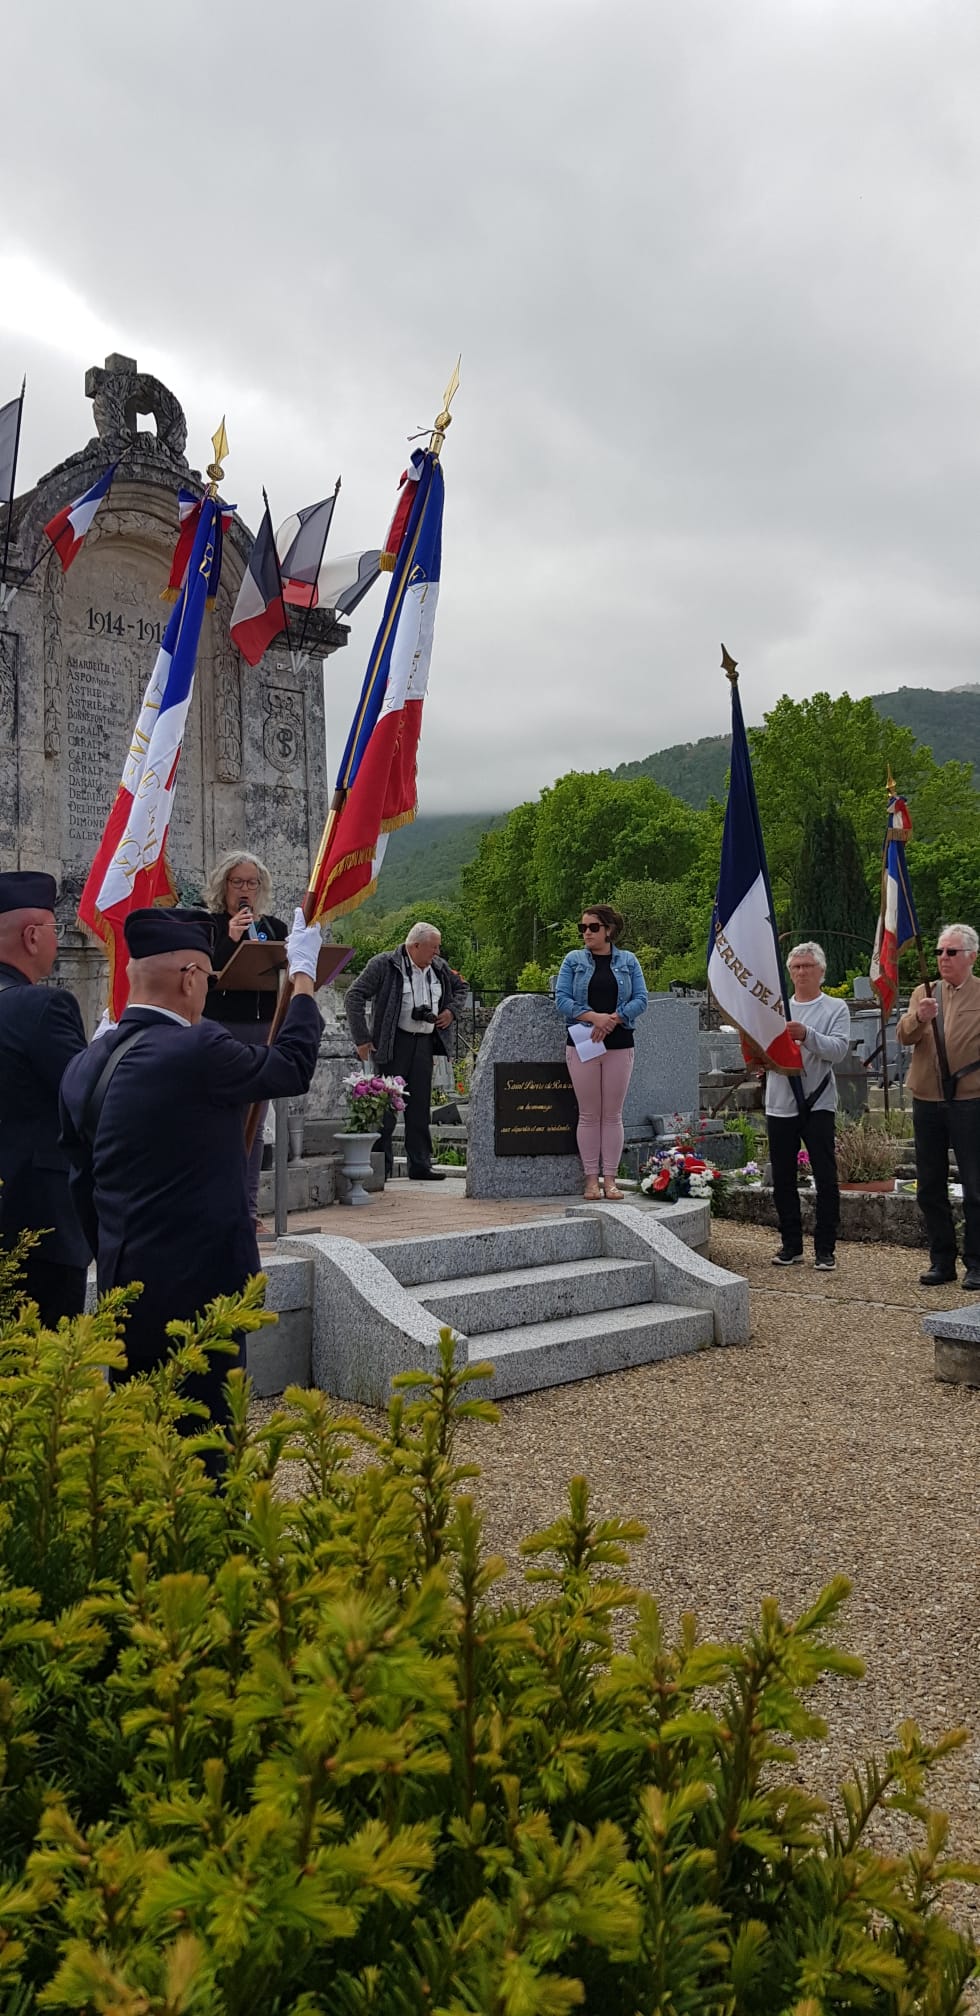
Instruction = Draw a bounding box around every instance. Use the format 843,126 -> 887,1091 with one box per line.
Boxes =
554,903 -> 648,1200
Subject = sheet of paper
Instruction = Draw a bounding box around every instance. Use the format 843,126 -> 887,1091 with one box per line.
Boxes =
567,1021 -> 606,1062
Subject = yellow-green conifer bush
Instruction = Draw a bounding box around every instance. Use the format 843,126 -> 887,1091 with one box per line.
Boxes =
0,1250 -> 976,2013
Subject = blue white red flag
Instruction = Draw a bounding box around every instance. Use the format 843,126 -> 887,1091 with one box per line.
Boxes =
307,447 -> 443,921
163,488 -> 234,602
870,793 -> 919,1017
78,497 -> 227,1017
42,464 -> 117,573
229,504 -> 286,665
708,663 -> 803,1074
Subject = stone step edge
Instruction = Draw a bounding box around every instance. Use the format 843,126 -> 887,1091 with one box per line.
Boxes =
412,1256 -> 653,1299
469,1301 -> 713,1360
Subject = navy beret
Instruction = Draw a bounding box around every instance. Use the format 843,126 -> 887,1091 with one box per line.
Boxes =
0,871 -> 57,914
123,907 -> 214,960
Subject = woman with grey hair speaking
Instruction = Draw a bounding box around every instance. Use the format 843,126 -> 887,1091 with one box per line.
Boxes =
204,850 -> 288,1227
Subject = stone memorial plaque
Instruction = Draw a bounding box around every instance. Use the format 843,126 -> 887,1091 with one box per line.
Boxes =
58,542 -> 206,883
494,1062 -> 578,1157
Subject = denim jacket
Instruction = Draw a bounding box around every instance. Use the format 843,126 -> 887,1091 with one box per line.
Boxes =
554,946 -> 648,1031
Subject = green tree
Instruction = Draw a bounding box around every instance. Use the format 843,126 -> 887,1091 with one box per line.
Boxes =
749,692 -> 980,901
790,808 -> 878,984
460,799 -> 541,985
533,771 -> 708,923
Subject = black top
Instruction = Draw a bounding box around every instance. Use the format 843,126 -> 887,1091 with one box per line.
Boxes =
0,964 -> 91,1266
586,953 -> 633,1050
204,911 -> 288,1025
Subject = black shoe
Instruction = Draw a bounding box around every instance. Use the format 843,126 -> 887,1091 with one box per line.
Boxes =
409,1167 -> 447,1181
962,1267 -> 980,1290
814,1252 -> 837,1272
771,1248 -> 804,1267
919,1265 -> 957,1286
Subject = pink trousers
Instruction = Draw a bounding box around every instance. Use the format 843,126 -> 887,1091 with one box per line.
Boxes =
565,1045 -> 634,1178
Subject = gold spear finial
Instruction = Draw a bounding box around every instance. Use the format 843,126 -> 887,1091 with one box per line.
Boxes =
429,357 -> 461,460
721,644 -> 738,684
886,769 -> 897,795
207,416 -> 229,497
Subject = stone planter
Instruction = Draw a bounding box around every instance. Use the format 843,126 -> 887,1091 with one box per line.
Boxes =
336,1132 -> 376,1207
840,1178 -> 895,1194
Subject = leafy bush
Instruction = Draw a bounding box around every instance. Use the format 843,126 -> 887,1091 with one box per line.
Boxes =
0,1264 -> 976,2012
515,959 -> 553,993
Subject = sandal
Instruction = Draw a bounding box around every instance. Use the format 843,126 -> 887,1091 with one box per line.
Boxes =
603,1184 -> 625,1202
583,1178 -> 602,1201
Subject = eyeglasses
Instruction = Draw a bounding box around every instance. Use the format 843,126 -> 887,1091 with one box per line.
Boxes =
179,964 -> 218,990
937,947 -> 965,958
579,922 -> 603,934
228,877 -> 259,891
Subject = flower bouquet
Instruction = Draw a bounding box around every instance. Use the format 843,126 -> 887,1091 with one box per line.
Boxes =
342,1071 -> 409,1133
797,1147 -> 814,1188
732,1160 -> 763,1185
639,1146 -> 725,1208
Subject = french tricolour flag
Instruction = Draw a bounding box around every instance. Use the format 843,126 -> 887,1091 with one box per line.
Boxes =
307,447 -> 443,921
870,796 -> 919,1018
708,666 -> 803,1074
229,505 -> 286,665
78,497 -> 225,1018
42,464 -> 117,573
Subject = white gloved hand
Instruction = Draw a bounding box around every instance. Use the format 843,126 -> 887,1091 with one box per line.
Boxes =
90,1008 -> 117,1043
286,906 -> 322,981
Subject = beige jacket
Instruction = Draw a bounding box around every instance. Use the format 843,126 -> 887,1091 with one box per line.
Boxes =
897,975 -> 980,1101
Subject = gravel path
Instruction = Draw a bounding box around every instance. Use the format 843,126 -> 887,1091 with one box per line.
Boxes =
251,1219 -> 980,1950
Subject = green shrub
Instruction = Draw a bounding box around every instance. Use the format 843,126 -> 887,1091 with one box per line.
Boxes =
0,1266 -> 976,2012
515,959 -> 553,993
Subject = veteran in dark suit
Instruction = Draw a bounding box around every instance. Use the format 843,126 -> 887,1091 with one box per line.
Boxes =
60,905 -> 323,1429
0,870 -> 90,1325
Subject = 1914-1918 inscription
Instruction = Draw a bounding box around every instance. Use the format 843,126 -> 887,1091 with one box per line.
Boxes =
494,1063 -> 579,1157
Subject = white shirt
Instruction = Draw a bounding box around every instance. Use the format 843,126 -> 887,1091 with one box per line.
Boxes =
397,953 -> 439,1035
765,992 -> 851,1117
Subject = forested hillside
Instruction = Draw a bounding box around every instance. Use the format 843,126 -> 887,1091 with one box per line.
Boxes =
354,687 -> 980,940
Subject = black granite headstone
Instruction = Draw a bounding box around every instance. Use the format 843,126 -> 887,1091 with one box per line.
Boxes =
494,1062 -> 578,1156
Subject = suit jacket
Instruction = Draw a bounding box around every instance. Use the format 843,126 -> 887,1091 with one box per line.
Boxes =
344,950 -> 467,1075
59,994 -> 323,1376
0,963 -> 90,1267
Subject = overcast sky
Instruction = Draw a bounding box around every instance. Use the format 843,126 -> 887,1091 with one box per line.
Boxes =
3,0 -> 979,813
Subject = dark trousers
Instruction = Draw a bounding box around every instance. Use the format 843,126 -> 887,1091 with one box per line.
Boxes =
15,1252 -> 88,1328
767,1107 -> 840,1256
912,1097 -> 980,1271
378,1031 -> 435,1175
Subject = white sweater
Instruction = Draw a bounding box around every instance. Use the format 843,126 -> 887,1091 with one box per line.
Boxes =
765,992 -> 851,1117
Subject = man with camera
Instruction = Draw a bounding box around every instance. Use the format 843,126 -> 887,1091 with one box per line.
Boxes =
345,922 -> 467,1181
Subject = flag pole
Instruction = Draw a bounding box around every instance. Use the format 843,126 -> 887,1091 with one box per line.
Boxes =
0,376 -> 26,612
721,643 -> 794,1028
245,365 -> 460,1155
294,474 -> 342,667
877,772 -> 893,1118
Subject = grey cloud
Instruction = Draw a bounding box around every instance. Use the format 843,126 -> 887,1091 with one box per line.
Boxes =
3,0 -> 980,813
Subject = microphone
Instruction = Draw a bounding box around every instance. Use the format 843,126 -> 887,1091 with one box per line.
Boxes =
238,898 -> 259,942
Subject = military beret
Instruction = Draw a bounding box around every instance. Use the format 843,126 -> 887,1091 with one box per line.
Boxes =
0,870 -> 57,914
123,907 -> 213,960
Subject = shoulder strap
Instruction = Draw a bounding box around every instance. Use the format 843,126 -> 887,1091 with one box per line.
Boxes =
932,988 -> 956,1102
79,1027 -> 148,1148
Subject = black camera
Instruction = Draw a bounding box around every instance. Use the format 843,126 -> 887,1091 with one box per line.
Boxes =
411,1004 -> 437,1024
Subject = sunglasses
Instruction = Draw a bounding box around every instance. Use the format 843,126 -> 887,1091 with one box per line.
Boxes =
936,947 -> 964,957
579,921 -> 604,934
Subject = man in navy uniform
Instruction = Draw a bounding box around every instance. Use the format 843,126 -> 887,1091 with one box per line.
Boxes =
60,904 -> 323,1429
0,870 -> 90,1324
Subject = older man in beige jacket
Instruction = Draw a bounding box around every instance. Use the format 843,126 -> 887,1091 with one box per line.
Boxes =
897,922 -> 980,1288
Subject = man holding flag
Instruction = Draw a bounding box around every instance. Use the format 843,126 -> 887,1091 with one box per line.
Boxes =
709,649 -> 847,1270
898,924 -> 980,1289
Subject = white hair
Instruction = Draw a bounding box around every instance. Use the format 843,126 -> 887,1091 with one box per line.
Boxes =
940,923 -> 979,960
406,920 -> 441,947
787,940 -> 827,972
205,851 -> 273,917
